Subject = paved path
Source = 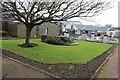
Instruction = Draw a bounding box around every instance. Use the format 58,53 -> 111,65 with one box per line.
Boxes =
2,57 -> 51,78
95,46 -> 119,78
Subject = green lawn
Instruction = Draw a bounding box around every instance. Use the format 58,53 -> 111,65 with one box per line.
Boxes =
1,39 -> 112,64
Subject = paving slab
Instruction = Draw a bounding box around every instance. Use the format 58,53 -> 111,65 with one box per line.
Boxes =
2,57 -> 51,78
95,46 -> 119,78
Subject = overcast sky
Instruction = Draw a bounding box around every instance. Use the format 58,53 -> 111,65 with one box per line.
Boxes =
5,0 -> 119,27
69,1 -> 119,27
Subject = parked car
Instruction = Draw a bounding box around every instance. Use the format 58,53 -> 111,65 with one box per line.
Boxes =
108,38 -> 119,42
94,37 -> 100,41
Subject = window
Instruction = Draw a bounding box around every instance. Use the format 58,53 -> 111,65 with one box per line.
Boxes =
45,28 -> 48,35
85,31 -> 88,34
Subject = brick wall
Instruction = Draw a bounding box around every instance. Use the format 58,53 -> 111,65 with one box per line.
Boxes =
39,23 -> 60,37
7,23 -> 17,37
7,22 -> 60,38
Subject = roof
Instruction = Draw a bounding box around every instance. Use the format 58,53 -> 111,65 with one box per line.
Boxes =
74,25 -> 85,30
74,25 -> 109,31
66,28 -> 75,31
60,21 -> 81,26
82,26 -> 97,31
109,27 -> 120,31
95,27 -> 109,31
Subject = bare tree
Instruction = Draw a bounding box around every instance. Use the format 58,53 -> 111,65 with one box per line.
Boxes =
1,0 -> 113,47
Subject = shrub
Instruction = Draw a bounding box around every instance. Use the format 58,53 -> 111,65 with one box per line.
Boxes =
43,37 -> 65,45
0,30 -> 8,34
0,30 -> 8,36
41,35 -> 48,41
41,35 -> 74,45
57,37 -> 69,43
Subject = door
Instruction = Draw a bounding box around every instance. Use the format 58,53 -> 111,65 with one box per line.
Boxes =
45,28 -> 48,35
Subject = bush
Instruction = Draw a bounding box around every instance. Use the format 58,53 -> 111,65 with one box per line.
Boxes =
42,36 -> 66,45
0,30 -> 8,34
41,35 -> 48,41
41,35 -> 74,45
0,30 -> 8,36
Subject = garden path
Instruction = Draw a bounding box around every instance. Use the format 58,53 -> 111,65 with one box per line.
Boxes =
95,46 -> 119,78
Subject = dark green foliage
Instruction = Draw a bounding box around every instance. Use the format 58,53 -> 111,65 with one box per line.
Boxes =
0,30 -> 8,36
41,35 -> 74,45
0,30 -> 8,34
41,35 -> 48,41
43,37 -> 65,45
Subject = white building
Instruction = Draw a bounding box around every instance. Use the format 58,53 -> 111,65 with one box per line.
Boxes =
108,27 -> 120,37
60,21 -> 111,37
60,21 -> 81,37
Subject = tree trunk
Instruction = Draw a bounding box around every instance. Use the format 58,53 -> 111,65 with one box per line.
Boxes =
25,28 -> 32,45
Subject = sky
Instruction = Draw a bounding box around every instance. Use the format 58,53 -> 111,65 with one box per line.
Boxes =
69,1 -> 119,27
4,0 -> 119,27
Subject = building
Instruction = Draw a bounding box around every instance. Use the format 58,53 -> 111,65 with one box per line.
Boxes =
60,21 -> 110,37
75,25 -> 110,37
2,21 -> 61,38
108,27 -> 120,37
60,21 -> 81,37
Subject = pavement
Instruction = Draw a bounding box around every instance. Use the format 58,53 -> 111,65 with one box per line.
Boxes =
95,46 -> 119,78
1,57 -> 51,78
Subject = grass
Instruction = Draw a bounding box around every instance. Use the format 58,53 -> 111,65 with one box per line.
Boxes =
1,39 -> 113,64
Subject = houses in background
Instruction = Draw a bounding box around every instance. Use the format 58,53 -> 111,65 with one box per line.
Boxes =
60,21 -> 82,37
108,27 -> 120,37
60,21 -> 111,38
